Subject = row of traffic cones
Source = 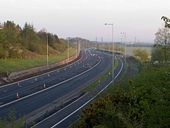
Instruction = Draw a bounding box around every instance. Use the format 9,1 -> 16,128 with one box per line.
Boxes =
16,83 -> 47,99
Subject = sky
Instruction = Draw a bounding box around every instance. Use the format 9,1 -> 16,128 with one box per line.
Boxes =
0,0 -> 170,43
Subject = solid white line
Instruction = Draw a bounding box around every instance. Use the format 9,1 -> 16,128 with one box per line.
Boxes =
50,57 -> 124,128
0,50 -> 89,99
0,50 -> 86,89
0,56 -> 102,109
31,93 -> 88,128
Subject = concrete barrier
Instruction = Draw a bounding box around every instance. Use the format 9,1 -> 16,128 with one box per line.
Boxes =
7,53 -> 81,82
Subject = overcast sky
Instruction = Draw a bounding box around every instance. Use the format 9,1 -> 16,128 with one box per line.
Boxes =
0,0 -> 170,43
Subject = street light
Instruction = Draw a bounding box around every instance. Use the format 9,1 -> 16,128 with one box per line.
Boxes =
121,32 -> 126,64
76,38 -> 78,58
104,23 -> 114,80
67,37 -> 70,64
46,31 -> 49,67
43,29 -> 49,67
96,37 -> 98,50
0,24 -> 3,29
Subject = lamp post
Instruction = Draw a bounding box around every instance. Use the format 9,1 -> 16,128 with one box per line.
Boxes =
67,37 -> 70,64
121,32 -> 126,64
104,23 -> 114,80
76,39 -> 78,58
45,30 -> 49,67
96,37 -> 98,50
0,24 -> 3,29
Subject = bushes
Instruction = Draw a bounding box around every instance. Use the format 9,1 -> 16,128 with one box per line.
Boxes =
133,49 -> 150,62
27,42 -> 46,54
0,44 -> 24,59
0,21 -> 67,59
0,46 -> 8,59
74,66 -> 170,128
75,91 -> 145,128
0,110 -> 25,128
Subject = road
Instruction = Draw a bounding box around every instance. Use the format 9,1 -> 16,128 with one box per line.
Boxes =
0,49 -> 100,106
0,49 -> 117,125
31,52 -> 125,128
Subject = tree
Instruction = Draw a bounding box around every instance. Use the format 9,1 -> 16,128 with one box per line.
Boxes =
0,21 -> 23,59
1,21 -> 21,44
21,23 -> 38,42
21,23 -> 42,52
151,48 -> 164,63
153,27 -> 170,63
161,16 -> 170,28
151,16 -> 170,64
133,49 -> 149,62
0,20 -> 68,58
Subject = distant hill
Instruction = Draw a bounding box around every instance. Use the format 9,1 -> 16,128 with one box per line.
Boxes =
67,37 -> 91,48
67,37 -> 90,43
0,21 -> 67,59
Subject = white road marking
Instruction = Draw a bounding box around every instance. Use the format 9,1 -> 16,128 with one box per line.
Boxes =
0,55 -> 101,109
31,93 -> 88,128
0,50 -> 87,89
0,50 -> 90,99
50,57 -> 124,128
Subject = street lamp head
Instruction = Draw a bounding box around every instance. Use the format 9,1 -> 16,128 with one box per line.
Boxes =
104,23 -> 113,26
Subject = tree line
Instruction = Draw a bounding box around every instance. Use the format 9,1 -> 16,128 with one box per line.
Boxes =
0,21 -> 67,59
132,16 -> 170,64
152,16 -> 170,64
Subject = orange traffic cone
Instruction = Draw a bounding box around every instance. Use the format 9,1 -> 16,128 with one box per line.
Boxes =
16,92 -> 20,99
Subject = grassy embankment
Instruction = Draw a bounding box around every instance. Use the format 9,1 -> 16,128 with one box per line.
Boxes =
0,21 -> 77,74
0,48 -> 76,73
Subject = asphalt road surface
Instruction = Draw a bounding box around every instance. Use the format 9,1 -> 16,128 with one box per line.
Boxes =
32,51 -> 125,128
0,49 -> 125,128
0,49 -> 96,105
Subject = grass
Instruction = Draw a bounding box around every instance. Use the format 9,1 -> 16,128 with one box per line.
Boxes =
0,48 -> 76,73
113,57 -> 118,69
82,69 -> 111,93
82,57 -> 120,93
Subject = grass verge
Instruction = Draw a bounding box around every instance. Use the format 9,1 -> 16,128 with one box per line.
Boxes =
0,48 -> 76,73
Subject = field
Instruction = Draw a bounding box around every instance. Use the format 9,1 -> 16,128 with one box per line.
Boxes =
0,48 -> 76,73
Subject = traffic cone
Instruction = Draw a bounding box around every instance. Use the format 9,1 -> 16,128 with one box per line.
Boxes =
16,92 -> 20,99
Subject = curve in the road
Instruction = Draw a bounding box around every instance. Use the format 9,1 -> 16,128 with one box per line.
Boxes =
51,56 -> 124,128
0,49 -> 112,122
0,50 -> 101,108
31,54 -> 125,128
